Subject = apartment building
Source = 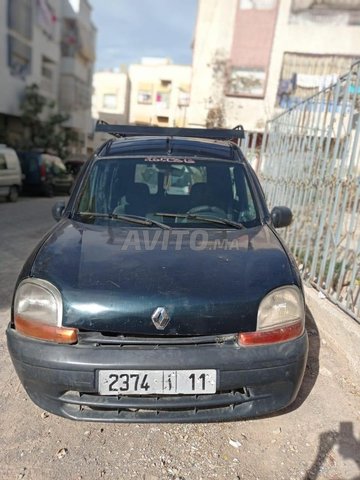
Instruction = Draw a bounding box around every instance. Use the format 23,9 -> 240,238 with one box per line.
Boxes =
0,0 -> 60,142
59,0 -> 96,154
188,0 -> 360,131
0,0 -> 96,153
92,68 -> 130,145
129,58 -> 192,127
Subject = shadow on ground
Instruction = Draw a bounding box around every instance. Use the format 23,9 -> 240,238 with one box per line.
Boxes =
304,421 -> 360,480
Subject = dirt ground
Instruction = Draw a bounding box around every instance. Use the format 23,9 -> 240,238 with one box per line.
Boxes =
0,297 -> 359,480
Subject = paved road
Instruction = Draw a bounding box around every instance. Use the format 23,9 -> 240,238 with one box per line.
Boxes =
0,196 -> 58,309
0,197 -> 359,480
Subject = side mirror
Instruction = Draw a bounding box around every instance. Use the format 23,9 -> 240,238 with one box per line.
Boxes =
52,201 -> 66,222
271,206 -> 293,228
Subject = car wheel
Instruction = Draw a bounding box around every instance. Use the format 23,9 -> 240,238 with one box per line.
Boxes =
7,186 -> 19,202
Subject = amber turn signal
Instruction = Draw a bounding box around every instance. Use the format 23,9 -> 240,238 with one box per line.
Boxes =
238,320 -> 304,346
15,315 -> 78,344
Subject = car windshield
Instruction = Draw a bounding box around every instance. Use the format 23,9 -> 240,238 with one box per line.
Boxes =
75,157 -> 260,227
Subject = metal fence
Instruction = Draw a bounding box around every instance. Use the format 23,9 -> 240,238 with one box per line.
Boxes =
253,61 -> 360,322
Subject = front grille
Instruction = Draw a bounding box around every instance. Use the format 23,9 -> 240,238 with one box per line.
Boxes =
78,332 -> 237,347
58,388 -> 263,422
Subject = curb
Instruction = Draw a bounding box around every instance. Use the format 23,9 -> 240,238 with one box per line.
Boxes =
304,285 -> 360,372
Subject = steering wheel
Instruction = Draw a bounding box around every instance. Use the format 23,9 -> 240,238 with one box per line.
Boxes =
187,205 -> 226,217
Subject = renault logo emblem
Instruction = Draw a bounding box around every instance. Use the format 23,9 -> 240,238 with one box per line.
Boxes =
151,307 -> 170,330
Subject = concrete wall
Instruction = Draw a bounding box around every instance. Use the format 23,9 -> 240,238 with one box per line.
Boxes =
59,0 -> 96,152
187,0 -> 238,128
0,0 -> 61,120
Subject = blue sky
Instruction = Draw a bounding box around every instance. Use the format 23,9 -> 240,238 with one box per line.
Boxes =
90,0 -> 198,70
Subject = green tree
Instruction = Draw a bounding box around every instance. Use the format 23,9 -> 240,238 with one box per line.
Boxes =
19,83 -> 79,158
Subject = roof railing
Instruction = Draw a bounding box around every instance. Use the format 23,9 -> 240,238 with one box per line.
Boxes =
95,120 -> 245,141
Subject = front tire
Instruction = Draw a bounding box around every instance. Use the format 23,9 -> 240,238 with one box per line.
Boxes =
7,186 -> 19,202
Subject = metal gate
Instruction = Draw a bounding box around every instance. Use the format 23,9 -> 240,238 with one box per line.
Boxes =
257,61 -> 360,322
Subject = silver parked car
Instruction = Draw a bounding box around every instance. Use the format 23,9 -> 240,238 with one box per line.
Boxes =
0,144 -> 22,202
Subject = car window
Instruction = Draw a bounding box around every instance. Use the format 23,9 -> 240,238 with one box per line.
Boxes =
76,158 -> 260,227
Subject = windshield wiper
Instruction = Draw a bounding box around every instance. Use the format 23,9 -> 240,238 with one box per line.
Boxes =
154,213 -> 245,229
76,212 -> 170,229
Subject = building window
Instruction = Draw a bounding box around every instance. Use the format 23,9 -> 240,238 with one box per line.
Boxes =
102,94 -> 117,110
178,87 -> 190,107
276,52 -> 359,109
137,91 -> 152,104
291,0 -> 360,9
160,80 -> 172,87
138,90 -> 152,105
156,91 -> 170,109
137,84 -> 153,104
8,34 -> 32,77
290,0 -> 360,25
8,0 -> 33,40
61,18 -> 79,57
157,116 -> 169,125
7,0 -> 32,77
227,67 -> 266,97
36,0 -> 57,40
156,81 -> 172,109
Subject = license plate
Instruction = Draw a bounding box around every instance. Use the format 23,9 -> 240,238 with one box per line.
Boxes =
98,369 -> 217,395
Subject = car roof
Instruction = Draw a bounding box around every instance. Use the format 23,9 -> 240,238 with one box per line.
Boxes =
96,136 -> 243,162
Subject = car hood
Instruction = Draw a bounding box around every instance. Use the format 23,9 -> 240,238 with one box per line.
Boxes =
30,219 -> 297,335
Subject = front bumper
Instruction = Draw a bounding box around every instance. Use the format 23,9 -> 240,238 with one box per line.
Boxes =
6,326 -> 308,423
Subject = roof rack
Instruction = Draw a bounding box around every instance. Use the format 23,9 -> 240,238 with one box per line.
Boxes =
95,120 -> 245,141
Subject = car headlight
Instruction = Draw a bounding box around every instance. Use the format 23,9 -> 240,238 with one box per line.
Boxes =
13,278 -> 78,344
238,286 -> 305,346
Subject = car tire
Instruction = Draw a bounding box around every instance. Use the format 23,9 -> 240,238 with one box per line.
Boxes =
7,186 -> 19,202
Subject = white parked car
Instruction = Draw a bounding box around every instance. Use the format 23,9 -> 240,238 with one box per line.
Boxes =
0,144 -> 22,202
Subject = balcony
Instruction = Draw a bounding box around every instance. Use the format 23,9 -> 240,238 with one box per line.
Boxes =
61,17 -> 96,63
59,75 -> 91,112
